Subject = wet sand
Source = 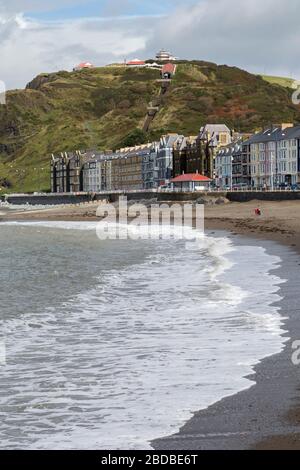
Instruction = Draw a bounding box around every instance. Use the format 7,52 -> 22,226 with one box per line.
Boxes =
2,199 -> 300,254
1,199 -> 299,240
2,198 -> 300,449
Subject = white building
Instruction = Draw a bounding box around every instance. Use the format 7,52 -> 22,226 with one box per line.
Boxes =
155,49 -> 178,61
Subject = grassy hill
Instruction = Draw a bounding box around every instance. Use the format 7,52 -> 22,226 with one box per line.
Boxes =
1,60 -> 300,193
261,75 -> 297,89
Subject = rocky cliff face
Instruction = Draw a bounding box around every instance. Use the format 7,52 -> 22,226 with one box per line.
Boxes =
26,73 -> 59,91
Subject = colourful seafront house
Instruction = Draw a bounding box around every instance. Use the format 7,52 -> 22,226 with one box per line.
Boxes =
50,124 -> 227,193
50,120 -> 300,193
214,123 -> 300,190
247,124 -> 300,189
215,142 -> 243,189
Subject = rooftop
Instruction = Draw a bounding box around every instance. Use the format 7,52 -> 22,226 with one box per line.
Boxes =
162,63 -> 176,74
171,173 -> 211,183
243,125 -> 300,144
126,59 -> 145,65
75,62 -> 94,69
200,124 -> 231,134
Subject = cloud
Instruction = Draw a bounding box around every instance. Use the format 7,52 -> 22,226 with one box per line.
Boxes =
0,13 -> 154,89
144,0 -> 300,79
1,0 -> 300,90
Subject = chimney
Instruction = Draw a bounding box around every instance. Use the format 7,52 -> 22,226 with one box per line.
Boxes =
281,123 -> 294,131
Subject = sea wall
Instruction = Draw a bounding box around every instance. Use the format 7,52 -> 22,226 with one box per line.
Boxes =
1,193 -> 97,206
2,190 -> 300,206
226,191 -> 300,202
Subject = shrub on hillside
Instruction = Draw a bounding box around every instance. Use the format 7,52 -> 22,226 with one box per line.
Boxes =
118,129 -> 148,148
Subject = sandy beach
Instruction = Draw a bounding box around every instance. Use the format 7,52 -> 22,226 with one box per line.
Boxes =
1,199 -> 300,250
2,198 -> 300,450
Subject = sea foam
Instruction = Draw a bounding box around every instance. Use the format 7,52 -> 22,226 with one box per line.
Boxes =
0,221 -> 288,450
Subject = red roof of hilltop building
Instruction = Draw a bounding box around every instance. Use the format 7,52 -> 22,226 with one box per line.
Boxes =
127,59 -> 146,66
162,63 -> 176,74
74,62 -> 94,71
78,62 -> 94,68
171,174 -> 211,183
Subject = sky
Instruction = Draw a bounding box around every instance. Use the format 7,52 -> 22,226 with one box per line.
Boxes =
0,0 -> 299,89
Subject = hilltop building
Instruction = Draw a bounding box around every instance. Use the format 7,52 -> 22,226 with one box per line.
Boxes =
73,62 -> 95,72
126,59 -> 146,67
161,63 -> 176,79
125,59 -> 162,70
155,49 -> 178,61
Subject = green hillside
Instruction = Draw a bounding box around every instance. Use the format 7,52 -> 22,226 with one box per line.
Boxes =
261,74 -> 297,89
1,61 -> 300,193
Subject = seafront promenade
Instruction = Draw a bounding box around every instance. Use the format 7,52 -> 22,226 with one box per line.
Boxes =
2,189 -> 300,206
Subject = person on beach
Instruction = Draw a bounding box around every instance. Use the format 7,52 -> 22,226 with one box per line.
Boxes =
255,208 -> 262,216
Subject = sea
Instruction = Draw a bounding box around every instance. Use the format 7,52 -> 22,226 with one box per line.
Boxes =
0,219 -> 288,449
